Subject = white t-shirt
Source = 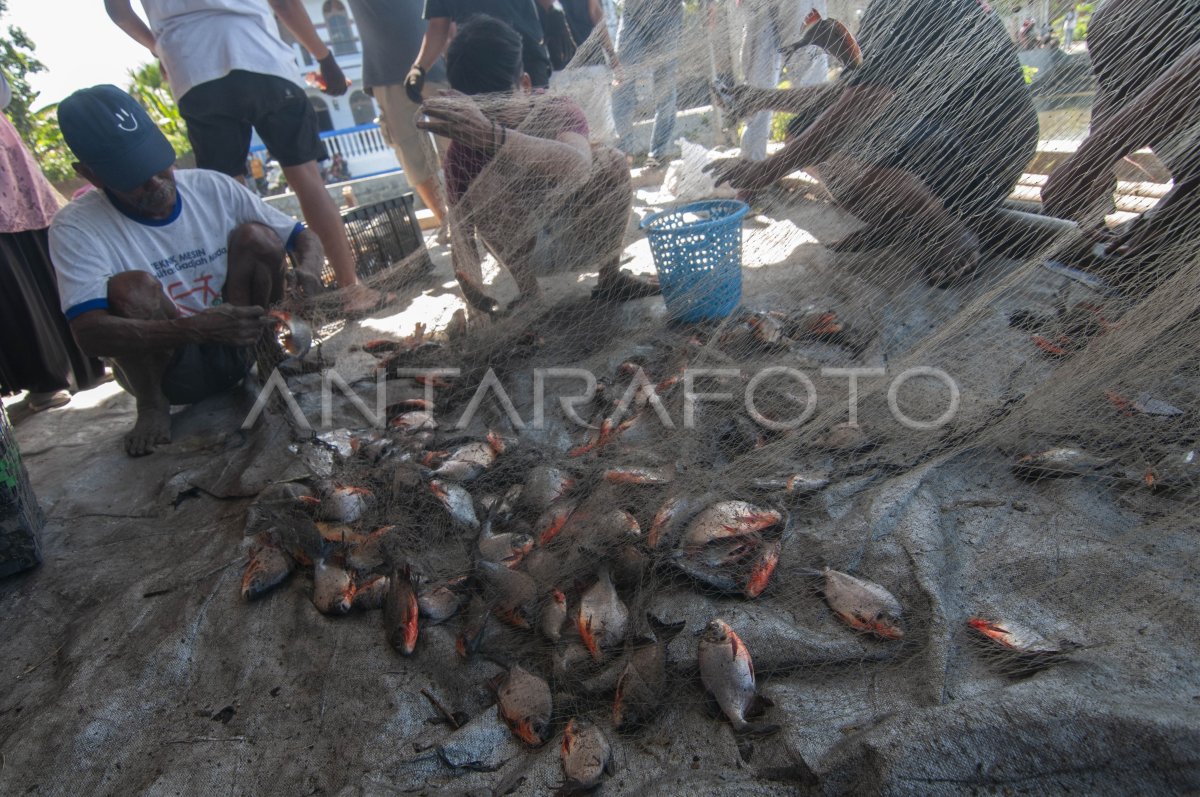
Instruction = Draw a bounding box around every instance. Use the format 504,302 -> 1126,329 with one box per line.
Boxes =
140,0 -> 303,100
49,168 -> 303,320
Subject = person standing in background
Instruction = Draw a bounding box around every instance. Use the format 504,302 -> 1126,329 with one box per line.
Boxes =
559,0 -> 618,67
405,0 -> 554,99
739,0 -> 828,162
348,0 -> 450,237
0,73 -> 104,410
105,0 -> 386,314
611,0 -> 684,167
1062,7 -> 1077,49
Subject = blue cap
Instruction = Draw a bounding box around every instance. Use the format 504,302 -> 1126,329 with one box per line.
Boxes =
58,85 -> 176,192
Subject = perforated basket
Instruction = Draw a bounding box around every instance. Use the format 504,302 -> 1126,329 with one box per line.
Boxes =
640,200 -> 750,322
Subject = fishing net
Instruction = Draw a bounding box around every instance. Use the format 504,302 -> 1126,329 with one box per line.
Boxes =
237,0 -> 1200,792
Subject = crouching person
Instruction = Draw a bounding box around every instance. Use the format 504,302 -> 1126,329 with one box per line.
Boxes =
49,86 -> 325,456
416,15 -> 659,314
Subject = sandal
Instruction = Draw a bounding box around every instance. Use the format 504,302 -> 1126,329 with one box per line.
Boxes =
27,390 -> 71,412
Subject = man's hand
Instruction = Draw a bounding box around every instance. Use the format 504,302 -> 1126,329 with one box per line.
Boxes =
705,156 -> 787,190
318,53 -> 349,96
405,65 -> 427,103
186,305 -> 270,347
417,92 -> 498,151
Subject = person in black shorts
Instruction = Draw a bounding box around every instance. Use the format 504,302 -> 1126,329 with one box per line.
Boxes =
405,0 -> 554,101
708,0 -> 1039,286
106,0 -> 385,315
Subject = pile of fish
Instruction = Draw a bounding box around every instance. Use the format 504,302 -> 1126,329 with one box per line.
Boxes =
237,346 -> 1088,788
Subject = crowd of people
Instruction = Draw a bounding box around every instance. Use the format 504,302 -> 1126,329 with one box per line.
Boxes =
0,0 -> 1197,457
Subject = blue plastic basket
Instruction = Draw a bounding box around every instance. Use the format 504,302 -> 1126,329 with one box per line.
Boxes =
640,200 -> 750,322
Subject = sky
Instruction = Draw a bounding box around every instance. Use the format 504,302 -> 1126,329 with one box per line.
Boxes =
5,0 -> 153,109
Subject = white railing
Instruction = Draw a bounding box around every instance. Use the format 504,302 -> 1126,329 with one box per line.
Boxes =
249,123 -> 400,182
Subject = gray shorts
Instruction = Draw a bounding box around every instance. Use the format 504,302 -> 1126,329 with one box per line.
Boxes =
160,343 -> 253,406
375,82 -> 447,186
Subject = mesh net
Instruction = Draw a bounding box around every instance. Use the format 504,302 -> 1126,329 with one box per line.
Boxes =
244,0 -> 1200,790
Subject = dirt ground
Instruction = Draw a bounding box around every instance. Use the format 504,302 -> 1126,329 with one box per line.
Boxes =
2,178 -> 1198,797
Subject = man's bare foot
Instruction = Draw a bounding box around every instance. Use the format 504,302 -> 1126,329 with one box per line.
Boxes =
592,269 -> 662,301
125,400 -> 171,456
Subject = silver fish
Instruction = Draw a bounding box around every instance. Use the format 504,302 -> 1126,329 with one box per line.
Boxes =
577,567 -> 629,661
430,478 -> 479,529
312,557 -> 355,615
241,537 -> 294,600
522,466 -> 576,512
383,564 -> 420,655
697,618 -> 777,735
417,575 -> 469,623
613,616 -> 684,730
750,472 -> 831,496
495,665 -> 552,747
456,594 -> 489,659
680,501 -> 782,548
304,485 -> 374,523
432,433 -> 505,482
478,530 -> 535,569
540,589 -> 568,642
478,559 -> 537,628
1012,447 -> 1110,479
821,568 -> 904,640
391,410 -> 438,432
351,573 -> 390,610
560,718 -> 614,792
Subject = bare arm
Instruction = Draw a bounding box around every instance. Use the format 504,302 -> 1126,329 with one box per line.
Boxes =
290,228 -> 326,294
771,84 -> 893,175
414,17 -> 453,71
69,306 -> 265,358
267,0 -> 331,59
105,0 -> 158,55
1044,40 -> 1200,221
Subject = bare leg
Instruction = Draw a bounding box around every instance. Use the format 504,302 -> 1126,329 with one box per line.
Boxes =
106,272 -> 178,456
587,146 -> 660,300
282,161 -> 380,313
413,176 -> 447,228
818,154 -> 980,285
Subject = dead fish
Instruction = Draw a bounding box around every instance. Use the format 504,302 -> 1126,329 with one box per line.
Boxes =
417,575 -> 470,623
456,594 -> 489,659
430,479 -> 479,529
495,665 -> 552,747
1012,447 -> 1110,479
671,553 -> 741,594
536,499 -> 579,545
821,568 -> 904,639
967,617 -> 1066,660
602,465 -> 675,486
383,564 -> 420,655
680,501 -> 782,548
345,525 -> 396,572
560,718 -> 614,792
478,529 -> 535,569
745,538 -> 782,599
269,310 -> 312,359
522,466 -> 576,512
351,573 -> 390,610
312,557 -> 355,615
577,567 -> 629,661
390,410 -> 438,432
241,537 -> 294,600
244,482 -> 314,535
432,432 -> 507,482
746,311 -> 786,345
750,472 -> 831,496
301,485 -> 374,523
647,493 -> 704,549
540,589 -> 569,642
1143,448 -> 1198,491
478,559 -> 537,628
613,615 -> 685,730
697,619 -> 777,736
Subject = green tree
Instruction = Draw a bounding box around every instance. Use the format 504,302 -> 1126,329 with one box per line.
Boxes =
0,0 -> 47,144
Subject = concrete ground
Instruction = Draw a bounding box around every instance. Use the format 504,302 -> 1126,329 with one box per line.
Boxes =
2,162 -> 1198,796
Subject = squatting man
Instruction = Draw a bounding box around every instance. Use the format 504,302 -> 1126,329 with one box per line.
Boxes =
48,85 -> 327,456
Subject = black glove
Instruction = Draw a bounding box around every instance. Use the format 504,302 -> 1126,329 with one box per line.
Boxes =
405,65 -> 427,104
318,53 -> 348,96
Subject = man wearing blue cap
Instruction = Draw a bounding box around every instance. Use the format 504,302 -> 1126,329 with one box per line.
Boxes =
49,85 -> 326,456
